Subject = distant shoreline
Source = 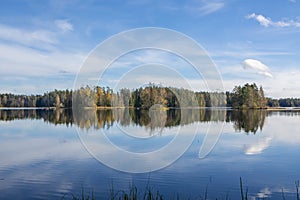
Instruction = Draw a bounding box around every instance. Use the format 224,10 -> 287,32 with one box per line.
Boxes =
1,106 -> 300,110
1,83 -> 300,109
0,107 -> 57,110
266,107 -> 300,111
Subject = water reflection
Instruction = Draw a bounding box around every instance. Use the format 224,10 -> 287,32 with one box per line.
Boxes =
0,108 -> 270,133
243,137 -> 272,155
1,109 -> 300,199
228,109 -> 266,134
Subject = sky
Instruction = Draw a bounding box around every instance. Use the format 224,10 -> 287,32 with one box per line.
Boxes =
0,0 -> 300,98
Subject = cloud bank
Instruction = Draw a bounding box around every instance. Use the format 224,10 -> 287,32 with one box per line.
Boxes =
0,20 -> 82,94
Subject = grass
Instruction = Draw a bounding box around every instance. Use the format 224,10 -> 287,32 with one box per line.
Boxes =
62,178 -> 300,200
109,183 -> 164,200
296,180 -> 300,200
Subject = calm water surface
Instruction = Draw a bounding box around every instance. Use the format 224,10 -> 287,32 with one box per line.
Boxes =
0,109 -> 299,199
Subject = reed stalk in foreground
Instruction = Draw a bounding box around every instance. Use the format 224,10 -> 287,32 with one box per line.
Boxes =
63,178 -> 300,200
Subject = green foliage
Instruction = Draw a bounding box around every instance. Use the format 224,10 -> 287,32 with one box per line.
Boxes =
279,98 -> 300,107
267,98 -> 280,107
229,83 -> 267,109
267,97 -> 300,107
0,90 -> 73,108
0,83 -> 299,108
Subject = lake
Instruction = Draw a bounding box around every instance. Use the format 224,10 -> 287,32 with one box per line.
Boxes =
0,108 -> 299,199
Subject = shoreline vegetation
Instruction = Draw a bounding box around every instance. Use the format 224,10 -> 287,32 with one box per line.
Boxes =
2,106 -> 300,111
0,83 -> 299,109
66,178 -> 300,200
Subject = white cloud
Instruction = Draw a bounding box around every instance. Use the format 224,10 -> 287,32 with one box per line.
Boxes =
55,19 -> 74,32
0,43 -> 84,77
246,13 -> 300,28
246,13 -> 271,27
199,1 -> 224,15
242,59 -> 269,71
0,43 -> 84,94
0,20 -> 74,50
163,0 -> 224,16
242,59 -> 273,78
0,23 -> 57,48
0,22 -> 84,94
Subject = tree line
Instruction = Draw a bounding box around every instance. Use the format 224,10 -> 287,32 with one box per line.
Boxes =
0,83 -> 299,108
267,97 -> 300,107
0,89 -> 72,108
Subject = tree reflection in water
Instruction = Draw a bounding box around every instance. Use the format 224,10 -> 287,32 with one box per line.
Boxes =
0,108 -> 272,134
228,109 -> 266,134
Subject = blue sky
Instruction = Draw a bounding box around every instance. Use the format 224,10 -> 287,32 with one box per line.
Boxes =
0,0 -> 300,98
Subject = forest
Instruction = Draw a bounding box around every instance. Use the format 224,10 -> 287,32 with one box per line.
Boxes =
0,83 -> 299,108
